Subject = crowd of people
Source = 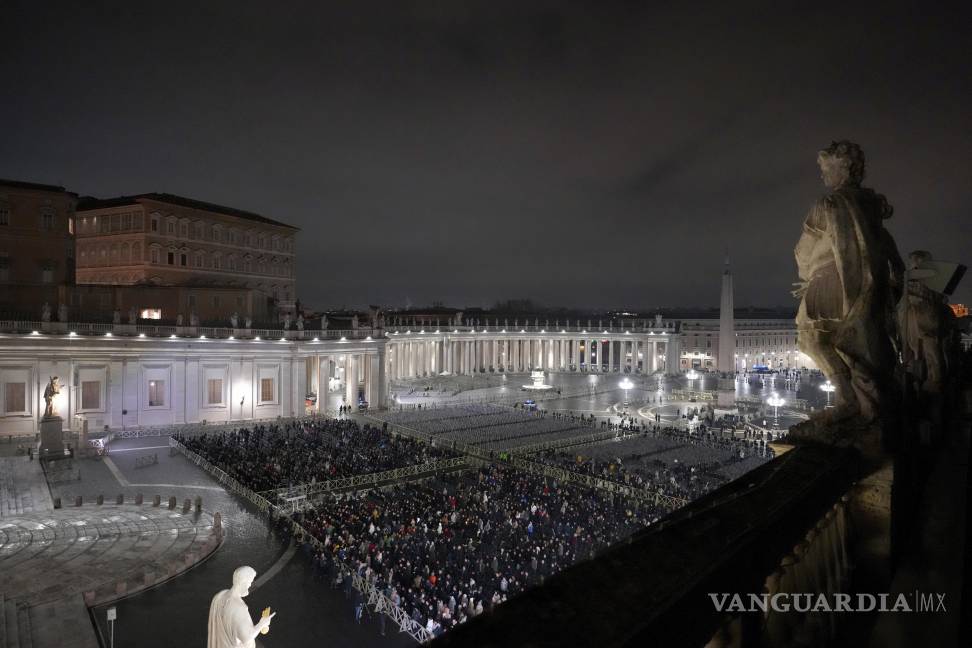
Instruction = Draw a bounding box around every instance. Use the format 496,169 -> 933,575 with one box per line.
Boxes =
291,464 -> 662,637
176,418 -> 454,492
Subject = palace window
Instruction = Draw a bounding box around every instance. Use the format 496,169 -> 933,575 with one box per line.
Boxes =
0,255 -> 9,282
148,380 -> 166,407
41,261 -> 54,284
167,252 -> 174,265
180,253 -> 188,266
81,381 -> 101,410
207,378 -> 223,406
151,216 -> 159,232
0,207 -> 9,226
260,378 -> 275,403
140,308 -> 161,319
150,247 -> 160,264
4,382 -> 26,414
41,210 -> 55,230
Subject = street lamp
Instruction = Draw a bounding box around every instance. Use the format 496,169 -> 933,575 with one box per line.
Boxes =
820,380 -> 835,408
766,392 -> 785,428
589,373 -> 597,396
619,377 -> 634,411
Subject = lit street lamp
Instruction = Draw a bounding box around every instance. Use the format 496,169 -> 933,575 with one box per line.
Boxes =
766,392 -> 785,428
619,377 -> 634,412
820,380 -> 835,407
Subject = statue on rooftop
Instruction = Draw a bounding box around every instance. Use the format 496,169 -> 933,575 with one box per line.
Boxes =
58,303 -> 68,322
207,566 -> 275,648
112,309 -> 121,325
900,251 -> 951,400
790,141 -> 905,441
129,306 -> 138,324
41,302 -> 51,322
296,314 -> 305,331
230,312 -> 239,328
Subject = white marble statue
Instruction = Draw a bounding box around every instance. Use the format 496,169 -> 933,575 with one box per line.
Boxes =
207,566 -> 274,648
41,302 -> 51,322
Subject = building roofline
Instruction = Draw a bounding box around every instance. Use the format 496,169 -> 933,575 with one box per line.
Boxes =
77,192 -> 298,231
0,178 -> 77,196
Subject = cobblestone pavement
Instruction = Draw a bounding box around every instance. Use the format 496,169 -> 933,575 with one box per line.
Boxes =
84,437 -> 409,648
0,456 -> 54,518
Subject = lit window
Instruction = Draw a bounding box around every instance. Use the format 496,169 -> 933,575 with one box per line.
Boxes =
140,308 -> 162,320
148,380 -> 166,407
207,378 -> 223,405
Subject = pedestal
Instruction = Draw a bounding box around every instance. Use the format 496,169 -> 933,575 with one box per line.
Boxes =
717,377 -> 736,408
39,416 -> 64,456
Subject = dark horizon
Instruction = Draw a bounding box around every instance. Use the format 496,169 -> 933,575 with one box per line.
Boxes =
2,1 -> 969,310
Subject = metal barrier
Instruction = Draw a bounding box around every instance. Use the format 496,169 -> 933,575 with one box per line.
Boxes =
109,415 -> 324,439
259,456 -> 469,502
168,437 -> 433,643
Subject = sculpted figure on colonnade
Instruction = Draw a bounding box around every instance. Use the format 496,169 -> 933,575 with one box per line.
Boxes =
208,566 -> 275,648
790,141 -> 905,444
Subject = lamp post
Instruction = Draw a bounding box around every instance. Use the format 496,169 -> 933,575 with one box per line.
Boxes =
589,373 -> 597,397
820,380 -> 835,408
766,392 -> 785,428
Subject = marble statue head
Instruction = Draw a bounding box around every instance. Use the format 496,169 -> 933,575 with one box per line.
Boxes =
817,140 -> 865,190
231,566 -> 257,597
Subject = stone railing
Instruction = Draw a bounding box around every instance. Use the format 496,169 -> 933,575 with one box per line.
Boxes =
387,323 -> 676,335
169,437 -> 433,644
0,318 -> 379,341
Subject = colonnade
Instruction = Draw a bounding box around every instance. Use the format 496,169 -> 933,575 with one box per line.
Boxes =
306,351 -> 383,408
387,334 -> 678,379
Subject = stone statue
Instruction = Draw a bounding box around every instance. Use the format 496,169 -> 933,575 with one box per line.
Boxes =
177,313 -> 184,327
58,303 -> 68,322
244,316 -> 252,329
352,315 -> 358,330
230,312 -> 239,328
296,314 -> 304,331
41,302 -> 51,322
321,315 -> 328,331
900,251 -> 950,397
43,376 -> 61,418
207,566 -> 275,648
128,306 -> 138,324
655,314 -> 663,328
113,309 -> 121,325
790,141 -> 904,439
283,314 -> 291,330
190,310 -> 199,327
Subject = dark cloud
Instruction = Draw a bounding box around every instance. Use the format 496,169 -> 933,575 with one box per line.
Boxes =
1,0 -> 969,310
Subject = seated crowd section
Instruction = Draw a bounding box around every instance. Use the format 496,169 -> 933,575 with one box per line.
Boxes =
176,418 -> 455,492
293,464 -> 663,636
176,405 -> 775,637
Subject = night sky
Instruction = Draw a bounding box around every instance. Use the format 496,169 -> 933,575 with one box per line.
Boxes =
2,1 -> 969,311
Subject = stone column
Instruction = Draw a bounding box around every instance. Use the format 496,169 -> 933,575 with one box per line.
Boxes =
608,340 -> 614,373
345,354 -> 356,405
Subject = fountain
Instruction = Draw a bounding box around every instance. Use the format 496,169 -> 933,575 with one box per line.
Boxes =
522,370 -> 554,391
